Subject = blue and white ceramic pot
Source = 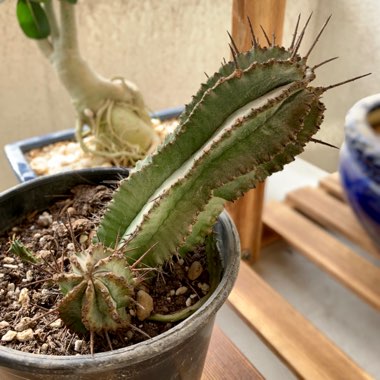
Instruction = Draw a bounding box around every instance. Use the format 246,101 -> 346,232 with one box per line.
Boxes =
339,94 -> 380,252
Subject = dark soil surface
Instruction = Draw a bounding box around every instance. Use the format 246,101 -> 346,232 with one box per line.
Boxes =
0,184 -> 212,355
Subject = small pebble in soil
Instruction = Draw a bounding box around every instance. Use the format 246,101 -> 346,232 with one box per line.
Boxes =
74,339 -> 83,352
25,270 -> 33,282
175,286 -> 188,296
0,321 -> 10,329
136,290 -> 154,321
2,257 -> 15,264
50,319 -> 63,329
185,297 -> 192,307
198,283 -> 210,294
15,317 -> 33,332
1,330 -> 17,342
178,258 -> 184,266
188,261 -> 203,280
37,212 -> 52,227
3,264 -> 18,270
79,234 -> 88,244
129,309 -> 136,317
67,207 -> 76,216
16,329 -> 34,342
18,288 -> 30,307
40,343 -> 49,353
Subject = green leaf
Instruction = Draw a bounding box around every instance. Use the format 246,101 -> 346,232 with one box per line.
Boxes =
9,238 -> 38,263
16,0 -> 50,39
58,281 -> 87,334
56,273 -> 84,295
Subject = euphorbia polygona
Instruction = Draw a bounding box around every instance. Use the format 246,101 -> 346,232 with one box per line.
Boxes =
11,14 -> 369,353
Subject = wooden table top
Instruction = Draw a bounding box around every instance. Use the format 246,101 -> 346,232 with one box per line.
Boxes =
203,325 -> 264,380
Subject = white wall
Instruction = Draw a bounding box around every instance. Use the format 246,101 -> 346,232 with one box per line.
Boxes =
0,0 -> 232,190
1,0 -> 379,191
284,0 -> 380,171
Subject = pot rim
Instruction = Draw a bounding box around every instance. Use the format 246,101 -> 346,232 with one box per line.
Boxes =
0,170 -> 240,373
345,93 -> 380,148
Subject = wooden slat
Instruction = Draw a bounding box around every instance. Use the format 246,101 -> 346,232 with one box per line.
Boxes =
231,0 -> 287,50
227,184 -> 266,262
319,172 -> 346,201
203,325 -> 264,380
228,261 -> 373,380
263,201 -> 380,310
286,186 -> 380,258
227,0 -> 286,263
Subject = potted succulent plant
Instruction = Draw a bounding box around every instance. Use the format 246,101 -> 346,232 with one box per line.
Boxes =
0,13 -> 369,380
339,94 -> 380,252
5,0 -> 178,182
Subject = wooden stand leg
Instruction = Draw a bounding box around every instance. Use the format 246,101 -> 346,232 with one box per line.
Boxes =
227,183 -> 266,263
229,0 -> 286,263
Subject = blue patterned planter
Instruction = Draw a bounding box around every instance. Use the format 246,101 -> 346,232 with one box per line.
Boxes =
339,94 -> 380,251
4,106 -> 183,183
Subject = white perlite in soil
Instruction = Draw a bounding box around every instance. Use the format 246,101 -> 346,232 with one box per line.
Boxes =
27,118 -> 178,176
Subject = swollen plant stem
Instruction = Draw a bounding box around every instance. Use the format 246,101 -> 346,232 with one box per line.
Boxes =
36,1 -> 138,113
34,1 -> 159,166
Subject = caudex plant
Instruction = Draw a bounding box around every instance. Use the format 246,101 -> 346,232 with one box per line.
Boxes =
15,0 -> 160,166
9,14 -> 369,354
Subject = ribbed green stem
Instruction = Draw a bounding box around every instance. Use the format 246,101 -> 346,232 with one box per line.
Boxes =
98,47 -> 324,267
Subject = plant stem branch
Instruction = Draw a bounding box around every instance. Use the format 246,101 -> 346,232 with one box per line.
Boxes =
36,39 -> 53,59
59,1 -> 78,52
44,0 -> 59,42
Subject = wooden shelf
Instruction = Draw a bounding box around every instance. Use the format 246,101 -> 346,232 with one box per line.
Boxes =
228,173 -> 378,379
228,261 -> 372,380
203,325 -> 264,380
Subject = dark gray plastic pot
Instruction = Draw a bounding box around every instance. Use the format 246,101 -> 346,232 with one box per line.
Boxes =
0,168 -> 240,380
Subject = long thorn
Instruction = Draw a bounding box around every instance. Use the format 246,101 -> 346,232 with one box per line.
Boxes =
66,215 -> 81,251
105,331 -> 113,351
131,324 -> 151,340
260,25 -> 272,46
291,12 -> 313,58
40,255 -> 59,274
247,17 -> 258,48
204,72 -> 209,79
51,239 -> 61,272
30,308 -> 59,324
227,31 -> 240,54
289,14 -> 301,50
64,333 -> 75,355
310,139 -> 339,149
229,44 -> 240,70
90,331 -> 94,356
305,15 -> 332,59
313,56 -> 339,70
130,242 -> 159,269
23,277 -> 54,287
322,73 -> 371,92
